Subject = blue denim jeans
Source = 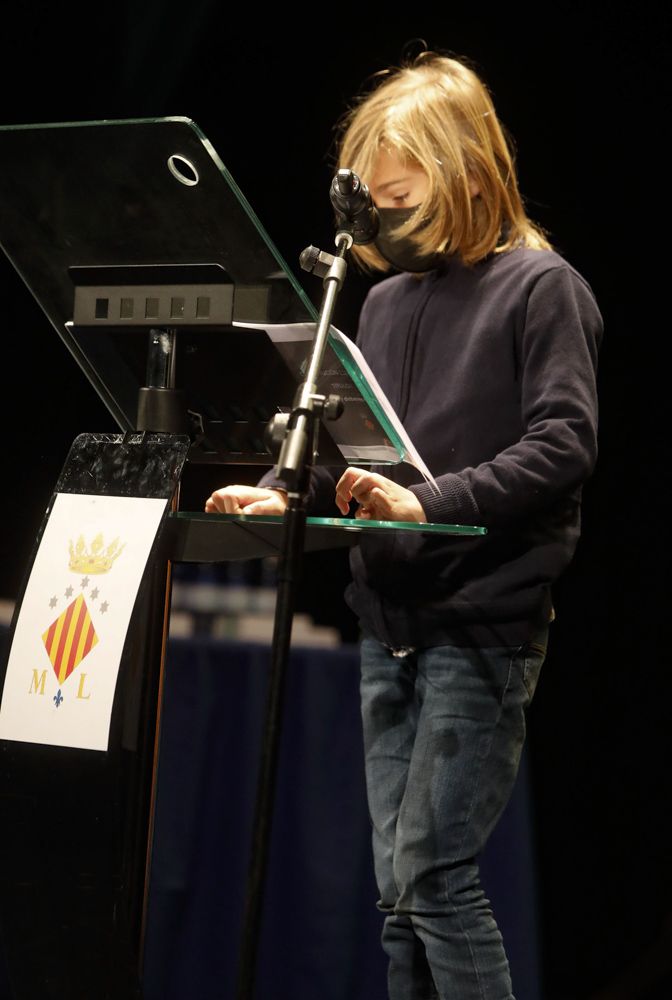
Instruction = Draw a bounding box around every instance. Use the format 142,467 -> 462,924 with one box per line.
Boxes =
359,632 -> 547,1000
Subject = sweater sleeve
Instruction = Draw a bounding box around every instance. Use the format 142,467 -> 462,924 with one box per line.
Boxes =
257,463 -> 343,516
411,265 -> 603,526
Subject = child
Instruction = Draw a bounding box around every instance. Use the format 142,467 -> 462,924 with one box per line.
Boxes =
206,50 -> 603,999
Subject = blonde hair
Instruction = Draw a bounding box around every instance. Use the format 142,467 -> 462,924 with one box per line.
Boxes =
334,52 -> 552,270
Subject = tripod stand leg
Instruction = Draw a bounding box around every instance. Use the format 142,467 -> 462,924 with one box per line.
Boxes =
235,498 -> 306,1000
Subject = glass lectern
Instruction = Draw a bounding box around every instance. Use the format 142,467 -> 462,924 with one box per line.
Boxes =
0,118 -> 485,1000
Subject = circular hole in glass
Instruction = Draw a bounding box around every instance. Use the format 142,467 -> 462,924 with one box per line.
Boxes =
167,154 -> 199,186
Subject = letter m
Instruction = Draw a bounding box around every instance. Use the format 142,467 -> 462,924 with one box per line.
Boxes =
29,669 -> 48,695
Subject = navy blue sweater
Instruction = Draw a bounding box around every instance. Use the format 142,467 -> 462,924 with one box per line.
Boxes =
267,247 -> 603,648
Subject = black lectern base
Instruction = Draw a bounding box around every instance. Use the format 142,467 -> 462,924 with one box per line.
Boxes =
0,432 -> 189,1000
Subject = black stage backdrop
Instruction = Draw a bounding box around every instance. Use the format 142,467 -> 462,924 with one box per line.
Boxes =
0,6 -> 669,999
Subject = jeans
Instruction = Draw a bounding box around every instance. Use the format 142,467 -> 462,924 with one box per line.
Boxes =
359,632 -> 547,1000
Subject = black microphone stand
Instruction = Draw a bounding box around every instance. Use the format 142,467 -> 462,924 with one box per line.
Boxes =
234,226 -> 354,1000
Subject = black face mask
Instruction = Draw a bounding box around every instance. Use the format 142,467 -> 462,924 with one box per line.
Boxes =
374,207 -> 442,273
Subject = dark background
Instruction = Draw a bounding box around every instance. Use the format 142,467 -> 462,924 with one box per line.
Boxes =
0,5 -> 669,998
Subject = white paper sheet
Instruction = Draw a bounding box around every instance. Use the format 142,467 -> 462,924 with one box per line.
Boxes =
0,492 -> 167,752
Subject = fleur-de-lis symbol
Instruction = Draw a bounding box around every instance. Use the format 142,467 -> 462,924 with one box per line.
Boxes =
53,690 -> 63,708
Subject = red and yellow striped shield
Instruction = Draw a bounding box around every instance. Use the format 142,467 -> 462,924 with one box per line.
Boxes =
42,594 -> 99,685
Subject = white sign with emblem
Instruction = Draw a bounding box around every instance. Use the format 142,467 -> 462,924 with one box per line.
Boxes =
0,492 -> 167,751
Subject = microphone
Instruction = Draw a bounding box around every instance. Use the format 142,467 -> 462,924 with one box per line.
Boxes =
329,168 -> 379,245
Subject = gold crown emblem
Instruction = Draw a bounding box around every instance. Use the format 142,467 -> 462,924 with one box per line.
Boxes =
68,533 -> 125,574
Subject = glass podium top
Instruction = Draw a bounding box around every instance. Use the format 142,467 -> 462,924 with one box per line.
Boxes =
0,117 -> 409,467
173,510 -> 486,535
168,511 -> 487,563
